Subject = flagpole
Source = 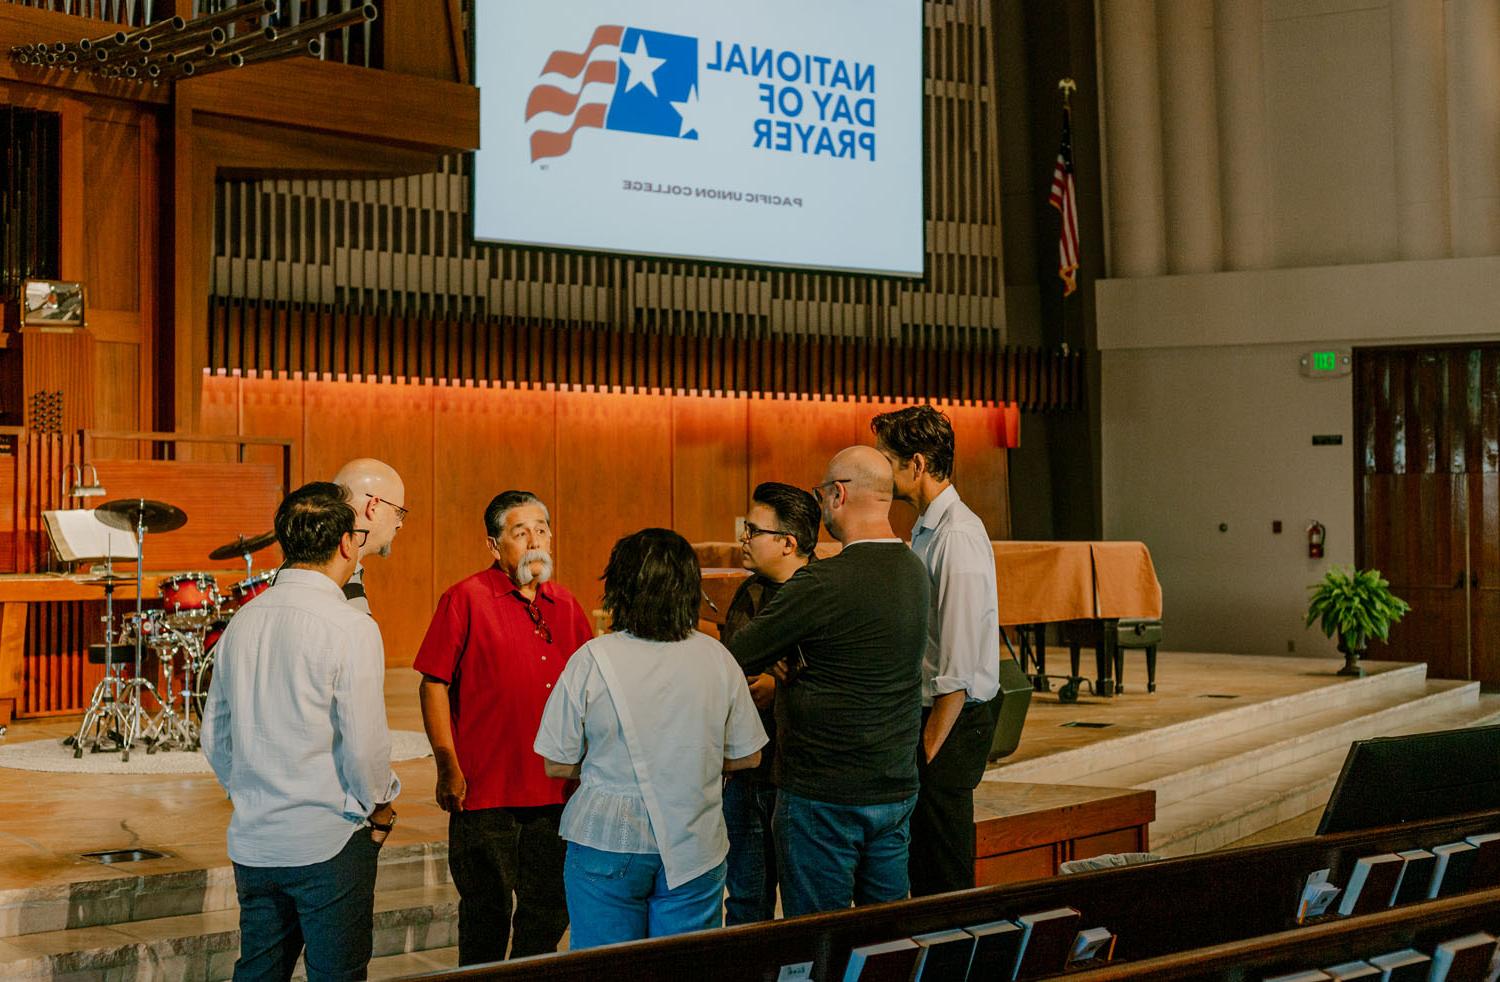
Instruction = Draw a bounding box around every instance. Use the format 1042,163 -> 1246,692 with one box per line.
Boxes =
1052,77 -> 1080,362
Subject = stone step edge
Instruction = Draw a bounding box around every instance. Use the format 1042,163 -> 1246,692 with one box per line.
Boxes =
987,662 -> 1430,785
1117,681 -> 1480,804
0,839 -> 451,941
0,885 -> 458,979
1150,704 -> 1500,854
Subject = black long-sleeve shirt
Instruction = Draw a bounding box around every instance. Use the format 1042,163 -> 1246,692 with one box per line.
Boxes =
727,542 -> 930,805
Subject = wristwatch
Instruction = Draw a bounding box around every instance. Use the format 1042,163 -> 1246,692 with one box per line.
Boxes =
369,809 -> 397,833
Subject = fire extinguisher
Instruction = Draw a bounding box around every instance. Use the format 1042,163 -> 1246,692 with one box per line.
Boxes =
1307,521 -> 1326,559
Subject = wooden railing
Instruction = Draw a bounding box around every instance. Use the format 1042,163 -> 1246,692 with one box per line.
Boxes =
81,429 -> 296,493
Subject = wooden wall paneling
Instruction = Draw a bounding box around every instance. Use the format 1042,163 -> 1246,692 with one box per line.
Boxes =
90,342 -> 142,460
83,112 -> 141,312
135,108 -> 159,436
554,390 -> 673,619
195,373 -> 242,465
88,458 -> 284,571
300,377 -> 434,664
21,328 -> 94,432
747,395 -> 863,500
671,395 -> 749,546
430,382 -> 558,605
234,373 -> 304,484
949,403 -> 1013,540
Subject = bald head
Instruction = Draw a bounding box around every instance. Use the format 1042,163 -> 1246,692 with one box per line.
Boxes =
820,445 -> 896,543
827,445 -> 895,503
333,458 -> 406,560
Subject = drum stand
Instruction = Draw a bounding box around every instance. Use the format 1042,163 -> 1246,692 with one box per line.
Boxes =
70,504 -> 159,761
69,556 -> 131,757
140,630 -> 205,752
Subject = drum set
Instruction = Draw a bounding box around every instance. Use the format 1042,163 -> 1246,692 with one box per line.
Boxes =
66,498 -> 278,761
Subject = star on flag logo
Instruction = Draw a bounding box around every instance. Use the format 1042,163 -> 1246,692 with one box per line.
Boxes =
525,25 -> 701,163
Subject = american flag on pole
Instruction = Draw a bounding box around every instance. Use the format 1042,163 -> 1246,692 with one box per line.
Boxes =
1048,107 -> 1080,297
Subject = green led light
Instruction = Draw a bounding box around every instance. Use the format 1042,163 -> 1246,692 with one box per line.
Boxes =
1312,351 -> 1337,372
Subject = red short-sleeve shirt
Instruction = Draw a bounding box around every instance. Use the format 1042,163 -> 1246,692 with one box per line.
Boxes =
413,566 -> 594,809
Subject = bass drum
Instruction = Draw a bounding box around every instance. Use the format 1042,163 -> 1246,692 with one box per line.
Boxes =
188,619 -> 228,721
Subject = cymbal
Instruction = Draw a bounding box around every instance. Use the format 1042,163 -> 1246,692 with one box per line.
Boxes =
81,574 -> 136,586
208,530 -> 277,562
97,498 -> 187,534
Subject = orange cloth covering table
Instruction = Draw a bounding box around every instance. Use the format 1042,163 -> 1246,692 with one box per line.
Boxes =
993,541 -> 1162,625
992,541 -> 1162,698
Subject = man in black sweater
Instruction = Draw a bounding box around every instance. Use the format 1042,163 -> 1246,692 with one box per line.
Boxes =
728,445 -> 930,916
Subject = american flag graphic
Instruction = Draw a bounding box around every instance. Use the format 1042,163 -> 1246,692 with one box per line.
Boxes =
1048,107 -> 1080,297
526,25 -> 700,164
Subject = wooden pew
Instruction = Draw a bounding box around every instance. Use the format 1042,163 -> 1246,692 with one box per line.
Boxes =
419,809 -> 1500,982
1068,887 -> 1500,980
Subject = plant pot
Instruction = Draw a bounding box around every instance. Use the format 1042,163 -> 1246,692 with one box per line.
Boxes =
1336,637 -> 1366,678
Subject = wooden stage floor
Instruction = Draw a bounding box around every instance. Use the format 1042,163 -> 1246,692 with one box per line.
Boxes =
0,650 -> 1379,896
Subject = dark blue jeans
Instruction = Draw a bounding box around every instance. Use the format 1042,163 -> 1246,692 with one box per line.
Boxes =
722,777 -> 778,925
231,827 -> 379,982
773,789 -> 917,917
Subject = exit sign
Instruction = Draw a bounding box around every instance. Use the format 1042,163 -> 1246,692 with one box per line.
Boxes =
1300,350 -> 1352,378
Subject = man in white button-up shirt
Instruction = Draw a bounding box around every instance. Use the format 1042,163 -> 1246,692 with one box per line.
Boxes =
873,406 -> 1002,897
202,481 -> 401,981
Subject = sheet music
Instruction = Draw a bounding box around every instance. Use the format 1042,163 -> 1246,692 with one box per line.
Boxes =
42,510 -> 136,564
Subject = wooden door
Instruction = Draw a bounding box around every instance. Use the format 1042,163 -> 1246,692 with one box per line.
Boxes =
1356,346 -> 1500,686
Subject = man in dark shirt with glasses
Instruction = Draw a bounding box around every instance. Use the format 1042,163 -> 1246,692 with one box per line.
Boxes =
414,491 -> 594,965
719,481 -> 820,925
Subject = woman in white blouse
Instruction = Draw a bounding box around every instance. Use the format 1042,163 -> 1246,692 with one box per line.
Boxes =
534,528 -> 767,949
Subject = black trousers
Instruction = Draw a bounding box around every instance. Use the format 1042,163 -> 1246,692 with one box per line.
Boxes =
448,805 -> 569,965
909,696 -> 1001,897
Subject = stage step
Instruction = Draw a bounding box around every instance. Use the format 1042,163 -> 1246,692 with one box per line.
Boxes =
1151,692 -> 1500,857
0,882 -> 458,981
1046,678 -> 1478,808
988,661 -> 1432,786
349,945 -> 460,980
0,839 -> 450,941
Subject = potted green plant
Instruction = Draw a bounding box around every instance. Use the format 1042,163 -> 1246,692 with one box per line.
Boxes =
1305,566 -> 1411,677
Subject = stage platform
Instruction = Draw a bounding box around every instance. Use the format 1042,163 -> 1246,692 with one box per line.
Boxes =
1,652 -> 1497,979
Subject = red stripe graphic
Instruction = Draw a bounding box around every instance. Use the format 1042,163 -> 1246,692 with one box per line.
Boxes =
529,103 -> 610,162
538,25 -> 623,78
525,60 -> 618,121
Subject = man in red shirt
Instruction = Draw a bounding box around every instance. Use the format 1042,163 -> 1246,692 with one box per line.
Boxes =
414,490 -> 594,965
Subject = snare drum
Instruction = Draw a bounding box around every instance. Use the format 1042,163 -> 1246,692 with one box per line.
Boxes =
231,570 -> 276,608
159,572 -> 221,626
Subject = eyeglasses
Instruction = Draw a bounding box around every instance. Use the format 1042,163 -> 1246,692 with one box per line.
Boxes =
810,478 -> 853,502
351,528 -> 370,547
364,493 -> 409,522
524,599 -> 552,644
739,522 -> 794,542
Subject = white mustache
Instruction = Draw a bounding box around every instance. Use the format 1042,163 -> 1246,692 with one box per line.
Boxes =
515,549 -> 553,586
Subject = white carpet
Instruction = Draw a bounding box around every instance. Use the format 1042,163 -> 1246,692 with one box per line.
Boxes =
0,730 -> 433,775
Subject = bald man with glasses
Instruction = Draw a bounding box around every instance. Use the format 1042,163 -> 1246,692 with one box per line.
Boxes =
333,458 -> 408,615
727,447 -> 930,915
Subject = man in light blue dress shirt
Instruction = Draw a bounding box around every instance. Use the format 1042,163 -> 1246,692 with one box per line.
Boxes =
873,406 -> 1002,896
202,482 -> 401,981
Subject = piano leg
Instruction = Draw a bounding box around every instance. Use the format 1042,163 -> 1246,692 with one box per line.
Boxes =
1097,618 -> 1118,697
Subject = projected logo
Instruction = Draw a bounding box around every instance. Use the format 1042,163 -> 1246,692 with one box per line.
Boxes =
526,25 -> 701,163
